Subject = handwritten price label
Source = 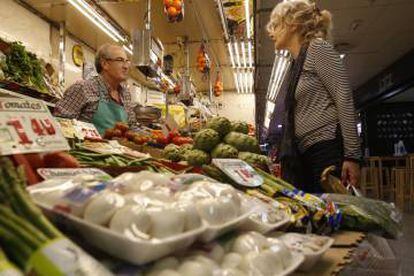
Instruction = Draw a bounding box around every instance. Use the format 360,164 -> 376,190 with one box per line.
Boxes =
73,120 -> 102,140
0,98 -> 69,155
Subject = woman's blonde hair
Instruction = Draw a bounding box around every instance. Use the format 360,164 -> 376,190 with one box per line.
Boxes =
266,0 -> 332,42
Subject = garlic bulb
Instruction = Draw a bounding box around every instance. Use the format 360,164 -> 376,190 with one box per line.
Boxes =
240,250 -> 284,276
147,207 -> 185,239
221,253 -> 243,269
83,192 -> 125,225
268,238 -> 293,268
231,232 -> 270,255
173,202 -> 202,231
196,196 -> 239,225
177,260 -> 211,276
152,257 -> 180,271
109,205 -> 151,240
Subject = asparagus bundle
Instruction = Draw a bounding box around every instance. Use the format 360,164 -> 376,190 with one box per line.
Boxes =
0,157 -> 112,275
0,247 -> 23,275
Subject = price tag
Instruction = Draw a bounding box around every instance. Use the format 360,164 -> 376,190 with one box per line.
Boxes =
55,118 -> 77,139
0,98 -> 69,156
37,168 -> 111,180
73,120 -> 102,140
212,159 -> 263,187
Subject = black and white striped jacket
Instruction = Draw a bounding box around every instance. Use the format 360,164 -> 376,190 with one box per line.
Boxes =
294,39 -> 361,160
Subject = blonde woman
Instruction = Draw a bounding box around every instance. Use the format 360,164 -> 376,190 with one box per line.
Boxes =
266,0 -> 361,192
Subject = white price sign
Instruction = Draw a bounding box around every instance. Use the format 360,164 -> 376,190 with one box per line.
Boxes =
0,98 -> 69,155
212,159 -> 264,188
73,120 -> 102,140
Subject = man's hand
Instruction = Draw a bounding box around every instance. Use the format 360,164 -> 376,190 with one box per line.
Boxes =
341,161 -> 360,187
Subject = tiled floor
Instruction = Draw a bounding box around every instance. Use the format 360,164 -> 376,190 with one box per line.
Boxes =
401,213 -> 414,276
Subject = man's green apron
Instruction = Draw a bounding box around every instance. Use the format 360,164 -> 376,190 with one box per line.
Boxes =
92,80 -> 128,135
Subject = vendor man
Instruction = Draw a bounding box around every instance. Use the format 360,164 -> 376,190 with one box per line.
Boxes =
54,43 -> 137,134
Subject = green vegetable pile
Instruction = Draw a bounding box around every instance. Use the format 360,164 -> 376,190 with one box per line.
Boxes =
3,42 -> 48,93
0,158 -> 64,269
70,149 -> 151,167
164,117 -> 268,167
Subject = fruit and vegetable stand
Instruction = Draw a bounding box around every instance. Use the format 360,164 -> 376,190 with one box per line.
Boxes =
0,97 -> 402,275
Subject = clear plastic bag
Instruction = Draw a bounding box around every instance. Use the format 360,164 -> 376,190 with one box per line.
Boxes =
321,194 -> 403,239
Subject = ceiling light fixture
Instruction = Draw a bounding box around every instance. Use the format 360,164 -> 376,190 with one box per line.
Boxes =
123,44 -> 133,55
339,54 -> 346,59
233,41 -> 241,68
234,71 -> 241,94
241,41 -> 247,68
247,41 -> 253,68
68,0 -> 126,42
227,42 -> 235,68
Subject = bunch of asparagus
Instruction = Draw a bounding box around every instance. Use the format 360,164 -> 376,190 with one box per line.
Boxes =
0,157 -> 64,270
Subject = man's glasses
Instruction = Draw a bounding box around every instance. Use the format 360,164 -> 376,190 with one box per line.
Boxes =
105,57 -> 131,65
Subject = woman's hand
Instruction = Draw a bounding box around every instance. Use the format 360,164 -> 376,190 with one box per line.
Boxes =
341,161 -> 360,187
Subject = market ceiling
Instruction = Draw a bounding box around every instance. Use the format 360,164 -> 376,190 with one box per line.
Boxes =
21,0 -> 252,94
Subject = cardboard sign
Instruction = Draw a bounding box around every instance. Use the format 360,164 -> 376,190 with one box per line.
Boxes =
0,98 -> 69,155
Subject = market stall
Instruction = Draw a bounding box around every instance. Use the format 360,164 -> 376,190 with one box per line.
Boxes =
0,95 -> 402,275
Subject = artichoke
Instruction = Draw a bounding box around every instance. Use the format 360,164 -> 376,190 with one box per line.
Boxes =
163,144 -> 182,162
184,149 -> 210,166
194,128 -> 220,152
179,144 -> 193,156
207,117 -> 232,137
224,132 -> 260,153
211,143 -> 238,159
231,121 -> 249,134
238,152 -> 269,167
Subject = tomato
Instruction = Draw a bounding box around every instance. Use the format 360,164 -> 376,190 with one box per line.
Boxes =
156,135 -> 170,145
114,122 -> 129,133
172,136 -> 193,145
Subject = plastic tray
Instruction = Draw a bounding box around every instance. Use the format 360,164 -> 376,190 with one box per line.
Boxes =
200,209 -> 253,242
37,202 -> 206,265
280,251 -> 306,276
239,211 -> 291,234
278,233 -> 334,271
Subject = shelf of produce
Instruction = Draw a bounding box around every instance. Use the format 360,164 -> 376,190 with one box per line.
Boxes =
0,82 -> 57,107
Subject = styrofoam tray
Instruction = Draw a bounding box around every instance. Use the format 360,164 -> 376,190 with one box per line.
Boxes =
279,233 -> 334,271
37,202 -> 206,265
279,251 -> 306,276
200,209 -> 253,242
239,211 -> 291,234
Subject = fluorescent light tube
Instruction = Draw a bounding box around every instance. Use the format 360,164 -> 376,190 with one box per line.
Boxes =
68,0 -> 125,42
241,41 -> 247,68
123,44 -> 133,55
227,42 -> 235,68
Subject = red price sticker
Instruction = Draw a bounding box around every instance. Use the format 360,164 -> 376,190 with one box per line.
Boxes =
0,98 -> 69,155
